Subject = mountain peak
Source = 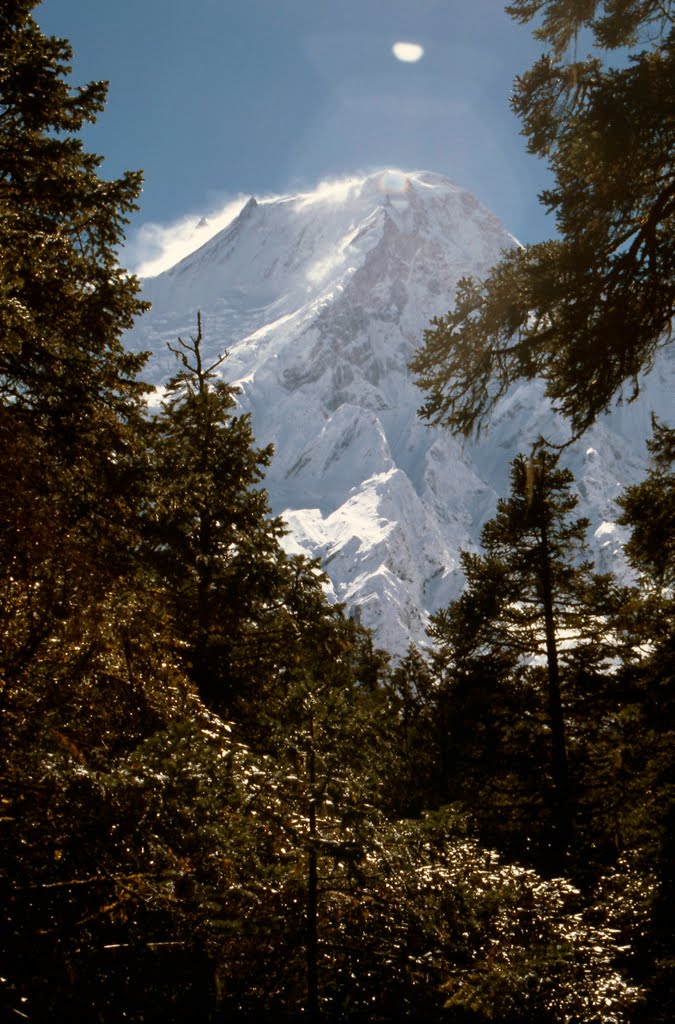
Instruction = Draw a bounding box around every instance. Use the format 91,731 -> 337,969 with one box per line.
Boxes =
282,168 -> 465,213
126,171 -> 673,653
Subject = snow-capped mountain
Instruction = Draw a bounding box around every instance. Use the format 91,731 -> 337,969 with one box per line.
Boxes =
125,170 -> 673,655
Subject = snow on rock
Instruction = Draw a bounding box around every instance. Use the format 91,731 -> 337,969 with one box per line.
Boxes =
126,169 -> 674,655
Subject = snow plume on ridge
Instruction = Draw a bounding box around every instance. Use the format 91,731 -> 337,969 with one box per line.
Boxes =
292,172 -> 374,207
127,196 -> 250,278
126,169 -> 408,278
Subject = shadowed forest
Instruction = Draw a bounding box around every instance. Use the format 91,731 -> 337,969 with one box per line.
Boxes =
1,2 -> 673,1021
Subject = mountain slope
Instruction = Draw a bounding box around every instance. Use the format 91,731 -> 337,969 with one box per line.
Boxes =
126,170 -> 673,654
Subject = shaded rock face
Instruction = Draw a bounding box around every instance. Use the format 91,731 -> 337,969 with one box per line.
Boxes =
126,170 -> 673,655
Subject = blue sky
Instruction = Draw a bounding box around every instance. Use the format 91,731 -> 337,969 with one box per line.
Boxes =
36,0 -> 558,273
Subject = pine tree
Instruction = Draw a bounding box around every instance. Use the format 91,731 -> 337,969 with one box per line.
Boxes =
427,602 -> 545,862
0,0 -> 148,456
144,314 -> 279,705
145,315 -> 354,720
0,1 -> 150,702
611,419 -> 675,1022
429,449 -> 623,873
385,644 -> 442,812
411,0 -> 674,438
617,416 -> 675,588
0,9 -> 192,1017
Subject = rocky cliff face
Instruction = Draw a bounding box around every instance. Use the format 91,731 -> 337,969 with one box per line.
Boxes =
126,170 -> 673,654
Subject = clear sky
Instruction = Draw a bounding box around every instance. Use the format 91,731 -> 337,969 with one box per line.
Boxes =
36,0 -> 558,274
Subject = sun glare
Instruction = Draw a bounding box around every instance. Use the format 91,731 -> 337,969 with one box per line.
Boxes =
378,170 -> 409,194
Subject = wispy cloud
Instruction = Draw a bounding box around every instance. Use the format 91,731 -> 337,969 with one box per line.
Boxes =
124,196 -> 249,278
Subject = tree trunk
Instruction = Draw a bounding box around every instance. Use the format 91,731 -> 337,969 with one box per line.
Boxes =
307,713 -> 320,1022
538,514 -> 571,873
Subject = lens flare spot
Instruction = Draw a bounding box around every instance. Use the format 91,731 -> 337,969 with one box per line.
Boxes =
392,41 -> 424,63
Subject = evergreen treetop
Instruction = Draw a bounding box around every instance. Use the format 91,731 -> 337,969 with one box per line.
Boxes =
0,0 -> 148,424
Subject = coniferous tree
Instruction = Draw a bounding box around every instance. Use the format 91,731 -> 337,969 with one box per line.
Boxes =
0,0 -> 163,850
612,421 -> 674,864
145,314 -> 281,708
429,449 -> 623,874
0,1 -> 150,704
610,420 -> 675,1022
411,0 -> 674,438
145,315 -> 356,721
617,417 -> 675,588
0,7 -> 186,1018
385,644 -> 442,813
427,601 -> 544,862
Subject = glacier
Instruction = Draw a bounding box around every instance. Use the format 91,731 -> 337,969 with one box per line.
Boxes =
125,169 -> 674,655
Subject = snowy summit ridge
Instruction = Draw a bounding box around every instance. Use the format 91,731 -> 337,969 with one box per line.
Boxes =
127,169 -> 673,654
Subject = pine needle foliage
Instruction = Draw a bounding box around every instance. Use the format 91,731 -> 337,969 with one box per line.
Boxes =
411,0 -> 674,438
